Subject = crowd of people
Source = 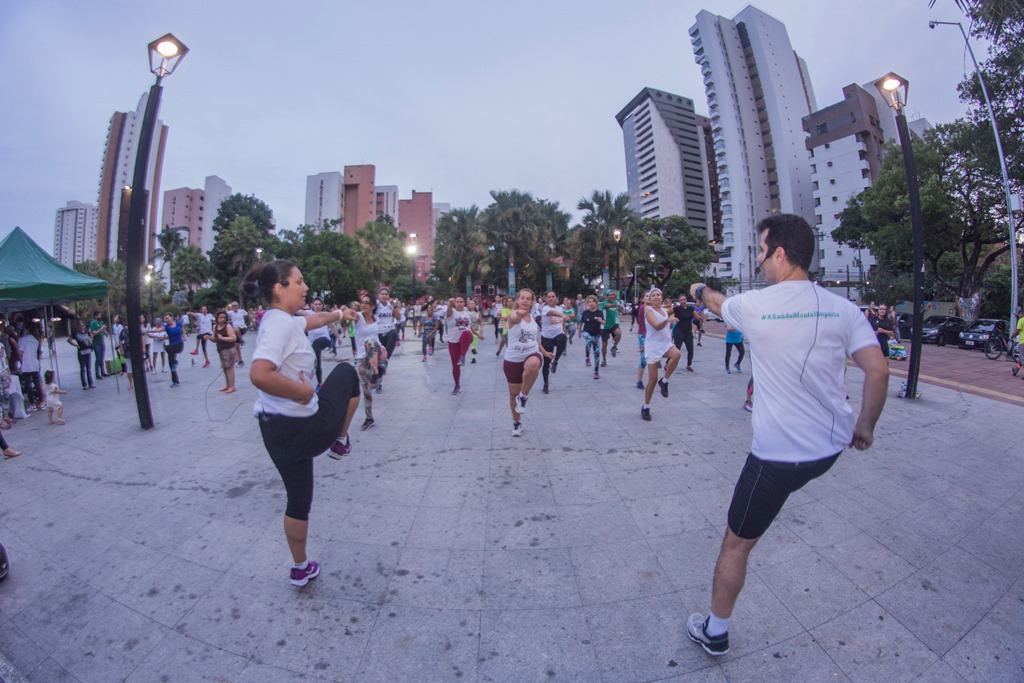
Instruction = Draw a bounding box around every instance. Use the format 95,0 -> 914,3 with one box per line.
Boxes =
1,214 -> 893,659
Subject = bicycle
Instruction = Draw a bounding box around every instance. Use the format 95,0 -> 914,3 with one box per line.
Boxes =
983,331 -> 1014,360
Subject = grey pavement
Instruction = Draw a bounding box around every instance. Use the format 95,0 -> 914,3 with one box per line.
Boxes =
1,328 -> 1022,682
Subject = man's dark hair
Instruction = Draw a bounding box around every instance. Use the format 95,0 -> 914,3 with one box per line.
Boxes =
756,214 -> 815,272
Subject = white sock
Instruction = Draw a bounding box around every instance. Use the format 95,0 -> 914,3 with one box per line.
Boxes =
518,392 -> 527,400
337,434 -> 349,445
293,560 -> 309,570
707,612 -> 729,636
642,403 -> 649,409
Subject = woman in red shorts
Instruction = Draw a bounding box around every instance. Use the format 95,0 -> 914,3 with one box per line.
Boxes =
502,289 -> 554,437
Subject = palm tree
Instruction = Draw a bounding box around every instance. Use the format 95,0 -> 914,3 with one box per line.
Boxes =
171,246 -> 211,307
216,216 -> 263,300
482,189 -> 540,292
151,227 -> 185,277
535,200 -> 571,289
355,220 -> 405,288
576,190 -> 636,289
434,206 -> 486,296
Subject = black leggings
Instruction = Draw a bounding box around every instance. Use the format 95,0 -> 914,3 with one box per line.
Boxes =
20,371 -> 43,406
541,334 -> 567,384
77,352 -> 94,388
258,363 -> 360,521
312,337 -> 331,385
726,341 -> 745,368
673,328 -> 695,367
166,342 -> 184,384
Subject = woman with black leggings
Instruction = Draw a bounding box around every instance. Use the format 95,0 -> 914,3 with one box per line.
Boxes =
244,259 -> 361,587
725,326 -> 745,374
67,320 -> 95,389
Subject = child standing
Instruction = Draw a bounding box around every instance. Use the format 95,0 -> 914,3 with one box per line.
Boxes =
43,370 -> 66,425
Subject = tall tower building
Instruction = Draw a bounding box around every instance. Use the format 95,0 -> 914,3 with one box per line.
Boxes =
94,92 -> 168,264
615,87 -> 713,235
53,201 -> 96,267
690,6 -> 817,281
201,175 -> 232,255
399,191 -> 436,277
305,172 -> 344,228
160,187 -> 205,251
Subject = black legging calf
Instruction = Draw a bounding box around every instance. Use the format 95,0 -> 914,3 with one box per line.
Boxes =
725,341 -> 745,369
673,328 -> 695,367
312,337 -> 331,385
166,342 -> 184,384
541,334 -> 567,385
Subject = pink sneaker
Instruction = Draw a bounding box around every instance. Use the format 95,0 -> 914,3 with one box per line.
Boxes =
290,560 -> 320,586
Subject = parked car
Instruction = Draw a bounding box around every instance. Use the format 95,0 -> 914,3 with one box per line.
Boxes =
920,315 -> 967,346
896,312 -> 913,339
958,319 -> 1008,350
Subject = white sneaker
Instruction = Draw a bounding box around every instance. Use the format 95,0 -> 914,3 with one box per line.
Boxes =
515,394 -> 528,414
512,422 -> 524,437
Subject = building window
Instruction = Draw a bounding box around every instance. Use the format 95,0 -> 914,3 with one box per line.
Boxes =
832,196 -> 838,202
830,179 -> 836,185
819,249 -> 825,259
816,123 -> 828,135
836,250 -> 843,256
827,161 -> 833,167
824,143 -> 830,149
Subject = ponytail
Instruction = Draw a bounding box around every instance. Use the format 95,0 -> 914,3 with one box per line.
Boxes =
242,259 -> 296,304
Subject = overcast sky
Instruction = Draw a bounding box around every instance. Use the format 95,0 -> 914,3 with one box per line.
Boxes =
0,0 -> 986,253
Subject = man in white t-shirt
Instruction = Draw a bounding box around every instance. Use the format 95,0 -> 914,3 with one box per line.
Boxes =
190,305 -> 216,367
227,302 -> 249,367
684,214 -> 889,657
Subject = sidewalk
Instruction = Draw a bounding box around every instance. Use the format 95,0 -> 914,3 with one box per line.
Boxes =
1,331 -> 1021,682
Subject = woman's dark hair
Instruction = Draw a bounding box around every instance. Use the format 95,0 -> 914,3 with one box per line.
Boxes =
215,309 -> 228,320
756,214 -> 815,272
242,259 -> 296,304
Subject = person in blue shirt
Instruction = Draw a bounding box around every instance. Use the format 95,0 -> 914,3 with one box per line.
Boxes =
724,326 -> 745,374
158,313 -> 187,387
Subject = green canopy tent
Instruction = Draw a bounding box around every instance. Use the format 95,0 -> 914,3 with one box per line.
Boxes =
0,227 -> 109,388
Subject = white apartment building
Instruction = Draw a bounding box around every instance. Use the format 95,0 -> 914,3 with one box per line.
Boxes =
375,185 -> 400,224
615,87 -> 712,234
201,175 -> 232,255
53,201 -> 96,267
690,6 -> 817,281
304,172 -> 344,227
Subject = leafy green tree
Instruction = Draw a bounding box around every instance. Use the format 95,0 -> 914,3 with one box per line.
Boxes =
212,216 -> 263,302
151,227 -> 185,277
99,259 -> 127,312
211,194 -> 275,237
434,206 -> 487,296
834,122 -> 1008,304
575,190 -> 636,285
642,215 -> 716,291
354,220 -> 406,288
170,246 -> 211,307
274,224 -> 370,305
481,189 -> 542,291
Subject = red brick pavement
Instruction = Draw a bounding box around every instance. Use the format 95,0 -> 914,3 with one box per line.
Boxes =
703,321 -> 1023,407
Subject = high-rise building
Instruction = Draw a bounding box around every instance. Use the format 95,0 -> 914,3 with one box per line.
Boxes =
803,82 -> 932,285
615,87 -> 713,236
201,175 -> 232,255
690,6 -> 817,281
375,185 -> 400,224
399,191 -> 436,278
304,165 -> 377,235
159,187 -> 204,251
304,171 -> 344,228
53,201 -> 96,267
94,92 -> 168,264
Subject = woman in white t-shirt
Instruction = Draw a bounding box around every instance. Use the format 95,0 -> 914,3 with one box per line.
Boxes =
353,295 -> 386,432
503,289 -> 554,437
640,288 -> 681,422
243,259 -> 361,587
306,297 -> 334,387
445,296 -> 483,395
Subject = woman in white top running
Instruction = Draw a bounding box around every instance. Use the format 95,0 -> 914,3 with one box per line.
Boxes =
503,289 -> 554,436
445,295 -> 484,394
243,259 -> 361,587
640,288 -> 681,421
354,294 -> 387,431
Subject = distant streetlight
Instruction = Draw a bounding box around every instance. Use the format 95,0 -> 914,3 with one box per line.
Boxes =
613,228 -> 623,293
874,71 -> 924,400
125,33 -> 189,430
255,247 -> 263,260
929,19 -> 1018,333
648,251 -> 656,287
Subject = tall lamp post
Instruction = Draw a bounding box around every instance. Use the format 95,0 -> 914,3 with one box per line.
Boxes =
406,242 -> 417,300
125,35 -> 188,429
613,228 -> 622,294
875,72 -> 924,400
929,19 -> 1019,330
648,251 -> 656,288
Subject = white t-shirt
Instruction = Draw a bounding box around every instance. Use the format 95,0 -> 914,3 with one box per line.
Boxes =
505,315 -> 541,363
446,308 -> 473,340
303,310 -> 332,342
227,308 -> 248,330
643,307 -> 672,361
251,308 -> 317,418
354,314 -> 380,360
196,313 -> 215,335
375,301 -> 395,333
540,305 -> 564,339
721,280 -> 879,463
17,336 -> 40,373
180,313 -> 190,329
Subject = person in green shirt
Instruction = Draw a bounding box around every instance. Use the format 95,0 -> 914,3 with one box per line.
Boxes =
88,311 -> 109,379
598,289 -> 623,367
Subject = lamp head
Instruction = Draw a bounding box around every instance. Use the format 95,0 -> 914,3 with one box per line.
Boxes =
148,33 -> 189,80
613,228 -> 622,242
873,72 -> 909,111
928,20 -> 937,29
405,244 -> 416,256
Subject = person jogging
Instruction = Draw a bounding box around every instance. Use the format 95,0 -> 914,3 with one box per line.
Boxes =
503,289 -> 553,436
539,291 -> 568,394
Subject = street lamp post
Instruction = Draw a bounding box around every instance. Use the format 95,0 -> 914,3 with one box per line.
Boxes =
929,19 -> 1019,331
648,251 -> 656,288
613,228 -> 622,295
125,34 -> 189,430
875,72 -> 924,400
405,243 -> 417,300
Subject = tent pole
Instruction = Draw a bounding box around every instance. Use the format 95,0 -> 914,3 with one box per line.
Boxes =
106,297 -> 120,395
48,305 -> 61,387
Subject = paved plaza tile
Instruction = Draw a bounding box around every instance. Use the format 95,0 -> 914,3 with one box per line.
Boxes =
0,330 -> 1022,682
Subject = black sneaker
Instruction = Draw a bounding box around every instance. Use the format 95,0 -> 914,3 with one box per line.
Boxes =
686,614 -> 729,656
641,406 -> 652,421
360,418 -> 375,431
542,384 -> 549,394
659,379 -> 669,398
550,360 -> 558,374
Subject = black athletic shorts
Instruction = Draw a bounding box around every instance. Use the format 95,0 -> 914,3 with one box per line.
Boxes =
600,324 -> 620,341
727,452 -> 840,539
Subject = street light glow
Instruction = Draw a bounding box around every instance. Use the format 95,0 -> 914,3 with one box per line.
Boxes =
882,78 -> 901,92
156,41 -> 179,58
405,244 -> 416,255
